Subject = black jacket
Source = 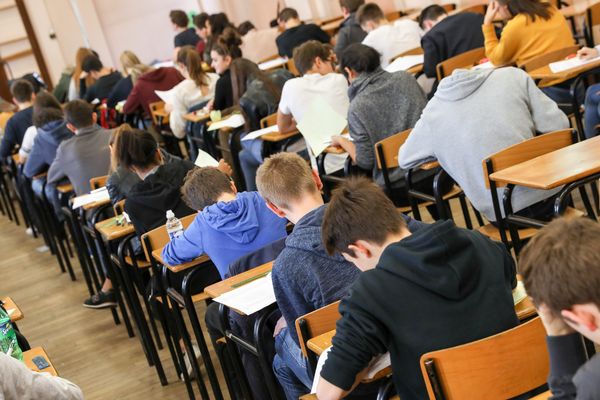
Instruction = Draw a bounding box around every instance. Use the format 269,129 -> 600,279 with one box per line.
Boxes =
334,13 -> 367,59
106,76 -> 133,108
124,159 -> 195,236
320,220 -> 519,400
276,24 -> 330,58
0,107 -> 33,159
80,71 -> 123,103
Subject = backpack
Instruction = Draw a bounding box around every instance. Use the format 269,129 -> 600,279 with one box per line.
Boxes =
0,300 -> 23,361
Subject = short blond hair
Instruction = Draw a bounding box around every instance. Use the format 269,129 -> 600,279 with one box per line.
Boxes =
256,153 -> 318,209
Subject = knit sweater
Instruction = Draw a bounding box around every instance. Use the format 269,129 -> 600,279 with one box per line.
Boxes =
482,7 -> 574,66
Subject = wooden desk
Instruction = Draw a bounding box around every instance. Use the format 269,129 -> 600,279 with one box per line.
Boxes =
11,154 -> 21,164
528,58 -> 600,82
95,216 -> 135,241
515,296 -> 537,321
261,129 -> 300,143
1,296 -> 23,322
184,111 -> 210,123
82,197 -> 110,211
489,135 -> 600,190
23,347 -> 58,376
530,390 -> 551,400
321,18 -> 343,36
204,261 -> 273,298
151,247 -> 210,273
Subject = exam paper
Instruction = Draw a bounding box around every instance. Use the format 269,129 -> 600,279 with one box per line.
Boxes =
213,275 -> 275,315
155,88 -> 177,105
241,125 -> 279,141
195,149 -> 220,168
296,97 -> 348,157
72,187 -> 110,209
549,56 -> 600,73
207,114 -> 246,131
513,281 -> 527,306
258,57 -> 288,71
385,54 -> 424,73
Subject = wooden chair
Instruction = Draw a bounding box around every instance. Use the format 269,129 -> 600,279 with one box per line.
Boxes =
441,3 -> 457,12
148,101 -> 170,126
385,11 -> 402,21
519,45 -> 581,88
584,2 -> 600,47
436,47 -> 486,81
286,59 -> 300,76
391,46 -> 424,63
420,317 -> 550,400
260,112 -> 277,129
89,175 -> 108,190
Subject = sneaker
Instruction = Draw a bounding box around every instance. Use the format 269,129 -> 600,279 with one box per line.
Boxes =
83,291 -> 117,309
180,343 -> 201,381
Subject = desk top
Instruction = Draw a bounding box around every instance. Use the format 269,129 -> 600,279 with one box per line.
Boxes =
321,18 -> 343,35
515,296 -> 537,321
184,112 -> 210,123
204,261 -> 273,298
528,58 -> 600,82
151,247 -> 210,273
23,347 -> 58,376
489,135 -> 600,190
1,296 -> 23,322
95,216 -> 135,241
261,129 -> 300,143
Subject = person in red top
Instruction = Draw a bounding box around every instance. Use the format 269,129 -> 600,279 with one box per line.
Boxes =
122,66 -> 183,117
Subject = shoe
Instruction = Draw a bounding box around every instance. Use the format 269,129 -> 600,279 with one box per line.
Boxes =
83,291 -> 117,309
180,343 -> 201,381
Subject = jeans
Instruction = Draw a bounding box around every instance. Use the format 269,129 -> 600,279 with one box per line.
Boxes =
273,327 -> 312,400
239,139 -> 263,192
584,83 -> 600,139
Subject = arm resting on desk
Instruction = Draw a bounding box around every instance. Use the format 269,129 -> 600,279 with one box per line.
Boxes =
397,120 -> 436,170
277,109 -> 297,134
161,217 -> 205,265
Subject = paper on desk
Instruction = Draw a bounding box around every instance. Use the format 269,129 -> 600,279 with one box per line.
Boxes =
241,125 -> 279,141
155,87 -> 177,105
296,97 -> 348,157
258,57 -> 289,71
549,56 -> 600,73
311,347 -> 391,393
195,149 -> 220,168
72,187 -> 110,209
213,275 -> 275,315
207,113 -> 246,131
472,61 -> 496,70
385,54 -> 424,73
513,280 -> 528,306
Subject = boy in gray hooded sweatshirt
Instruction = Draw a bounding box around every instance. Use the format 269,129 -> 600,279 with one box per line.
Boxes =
398,67 -> 569,222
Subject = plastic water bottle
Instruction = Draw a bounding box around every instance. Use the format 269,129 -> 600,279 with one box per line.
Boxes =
165,210 -> 184,240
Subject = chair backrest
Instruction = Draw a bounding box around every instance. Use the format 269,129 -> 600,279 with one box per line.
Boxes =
391,47 -> 424,62
140,213 -> 197,262
89,175 -> 108,190
295,300 -> 341,358
482,129 -> 575,188
148,101 -> 169,126
420,317 -> 550,400
374,129 -> 411,170
260,112 -> 277,129
385,11 -> 402,21
113,199 -> 125,216
587,2 -> 600,32
436,47 -> 486,81
518,45 -> 581,71
286,59 -> 300,76
441,3 -> 457,12
258,53 -> 281,64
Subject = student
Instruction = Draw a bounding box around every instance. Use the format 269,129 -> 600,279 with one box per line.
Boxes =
68,47 -> 97,101
0,80 -> 34,159
19,91 -> 63,163
334,0 -> 367,59
238,21 -> 280,64
166,46 -> 218,138
520,218 -> 600,399
419,4 -> 484,92
161,167 -> 287,278
106,50 -> 141,108
483,0 -> 573,67
193,12 -> 210,55
122,64 -> 183,118
332,43 -> 427,193
170,9 -> 200,51
79,55 -> 122,103
47,100 -> 111,196
276,8 -> 330,58
357,2 -> 422,68
203,13 -> 235,64
398,67 -> 569,223
277,40 -> 349,174
578,46 -> 600,139
316,177 -> 519,400
209,28 -> 243,111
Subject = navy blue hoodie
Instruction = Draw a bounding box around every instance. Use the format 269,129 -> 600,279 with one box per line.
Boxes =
23,120 -> 72,178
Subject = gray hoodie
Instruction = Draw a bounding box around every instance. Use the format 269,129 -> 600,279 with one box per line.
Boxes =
398,67 -> 569,221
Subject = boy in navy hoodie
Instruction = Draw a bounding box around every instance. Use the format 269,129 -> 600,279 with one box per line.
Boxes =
161,166 -> 287,278
317,177 -> 519,400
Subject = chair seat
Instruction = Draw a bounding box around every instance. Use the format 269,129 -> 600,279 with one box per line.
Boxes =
441,185 -> 463,200
124,256 -> 151,269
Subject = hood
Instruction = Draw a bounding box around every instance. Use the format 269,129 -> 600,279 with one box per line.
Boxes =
435,68 -> 494,102
202,192 -> 262,244
379,220 -> 481,301
347,67 -> 387,101
139,67 -> 182,83
39,120 -> 72,145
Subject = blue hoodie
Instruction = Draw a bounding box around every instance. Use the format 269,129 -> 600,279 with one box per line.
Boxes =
23,120 -> 72,178
161,191 -> 287,278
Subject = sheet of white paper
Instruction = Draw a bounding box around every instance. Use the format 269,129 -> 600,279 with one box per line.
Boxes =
213,275 -> 275,315
195,149 -> 220,168
472,61 -> 496,70
155,88 -> 177,105
207,114 -> 246,131
296,97 -> 348,157
513,280 -> 527,305
7,308 -> 15,317
72,187 -> 110,209
549,56 -> 600,73
323,133 -> 352,145
385,54 -> 425,73
241,125 -> 279,141
153,60 -> 175,68
258,57 -> 288,71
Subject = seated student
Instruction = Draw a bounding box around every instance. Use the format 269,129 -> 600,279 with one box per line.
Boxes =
170,9 -> 200,56
193,13 -> 210,55
106,50 -> 141,108
0,351 -> 83,400
18,90 -> 63,163
47,100 -> 111,196
334,0 -> 367,60
68,47 -> 97,102
316,177 -> 519,400
276,8 -> 330,58
578,46 -> 600,139
357,2 -> 422,68
0,80 -> 34,159
520,218 -> 600,399
256,153 -> 423,399
166,46 -> 218,138
419,4 -> 484,93
203,13 -> 235,64
79,55 -> 122,103
209,28 -> 243,111
122,64 -> 183,118
277,40 -> 349,174
161,167 -> 287,278
398,67 -> 569,223
238,21 -> 280,64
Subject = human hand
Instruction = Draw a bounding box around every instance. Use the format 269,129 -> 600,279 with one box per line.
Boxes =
484,0 -> 499,25
273,316 -> 287,337
577,47 -> 600,61
330,135 -> 344,147
79,71 -> 88,79
217,159 -> 233,176
537,302 -> 575,336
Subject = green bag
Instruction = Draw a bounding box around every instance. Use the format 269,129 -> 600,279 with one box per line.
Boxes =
0,301 -> 23,361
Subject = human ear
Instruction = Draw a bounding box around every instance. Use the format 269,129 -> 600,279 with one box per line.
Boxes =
563,305 -> 599,332
265,200 -> 286,218
311,169 -> 324,191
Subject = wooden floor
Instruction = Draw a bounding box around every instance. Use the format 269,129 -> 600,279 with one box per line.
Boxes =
0,213 -> 230,400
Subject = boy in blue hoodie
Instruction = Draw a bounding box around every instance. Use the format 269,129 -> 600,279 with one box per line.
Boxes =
161,166 -> 287,278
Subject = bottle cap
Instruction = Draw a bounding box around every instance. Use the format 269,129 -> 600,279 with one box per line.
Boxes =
166,210 -> 174,219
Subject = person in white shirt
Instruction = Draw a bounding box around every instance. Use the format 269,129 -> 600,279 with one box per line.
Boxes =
277,40 -> 349,174
165,46 -> 218,139
357,3 -> 422,68
238,21 -> 280,64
